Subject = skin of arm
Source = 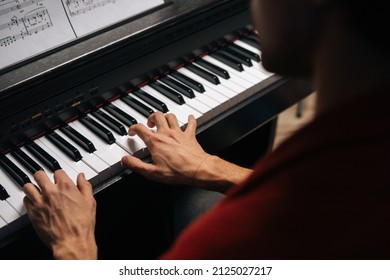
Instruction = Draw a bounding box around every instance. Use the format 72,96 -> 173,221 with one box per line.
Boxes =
23,170 -> 98,260
121,112 -> 252,193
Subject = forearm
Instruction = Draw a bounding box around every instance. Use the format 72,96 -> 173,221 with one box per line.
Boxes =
192,155 -> 252,193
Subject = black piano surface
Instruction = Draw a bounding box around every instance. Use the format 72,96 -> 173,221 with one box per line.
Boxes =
0,0 -> 312,259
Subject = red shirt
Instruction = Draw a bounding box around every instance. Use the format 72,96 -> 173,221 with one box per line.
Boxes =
160,88 -> 390,259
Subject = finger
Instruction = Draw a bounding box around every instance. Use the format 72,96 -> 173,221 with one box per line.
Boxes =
76,173 -> 93,196
23,182 -> 43,204
122,155 -> 154,175
165,113 -> 180,130
53,169 -> 73,186
34,170 -> 53,193
184,115 -> 197,136
147,111 -> 169,132
128,123 -> 154,145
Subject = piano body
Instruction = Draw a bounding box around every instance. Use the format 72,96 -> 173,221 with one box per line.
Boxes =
0,0 -> 312,259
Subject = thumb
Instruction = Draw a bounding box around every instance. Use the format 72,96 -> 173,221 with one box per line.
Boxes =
121,155 -> 149,173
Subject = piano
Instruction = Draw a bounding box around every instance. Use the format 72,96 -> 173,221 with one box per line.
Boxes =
0,0 -> 312,259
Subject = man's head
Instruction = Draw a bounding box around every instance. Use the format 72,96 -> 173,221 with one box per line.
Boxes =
250,0 -> 389,78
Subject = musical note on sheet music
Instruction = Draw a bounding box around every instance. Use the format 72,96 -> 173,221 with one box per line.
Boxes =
0,0 -> 164,70
0,0 -> 52,47
64,0 -> 117,17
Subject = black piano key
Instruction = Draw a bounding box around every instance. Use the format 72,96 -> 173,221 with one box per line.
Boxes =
210,52 -> 243,72
46,131 -> 82,162
0,184 -> 10,201
11,149 -> 43,174
132,89 -> 169,113
170,71 -> 205,93
92,109 -> 128,136
121,95 -> 154,118
104,103 -> 138,128
186,64 -> 220,85
25,141 -> 62,172
227,43 -> 260,62
149,82 -> 185,105
60,124 -> 96,153
219,47 -> 253,67
240,36 -> 260,48
79,115 -> 116,145
160,76 -> 195,98
195,58 -> 230,79
0,155 -> 31,187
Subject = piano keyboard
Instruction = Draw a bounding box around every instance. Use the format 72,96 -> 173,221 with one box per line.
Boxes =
0,29 -> 273,239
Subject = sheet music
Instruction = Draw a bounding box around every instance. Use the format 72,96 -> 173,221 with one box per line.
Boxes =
0,0 -> 164,71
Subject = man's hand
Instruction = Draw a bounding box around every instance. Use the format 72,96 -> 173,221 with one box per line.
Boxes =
121,112 -> 210,186
23,170 -> 97,259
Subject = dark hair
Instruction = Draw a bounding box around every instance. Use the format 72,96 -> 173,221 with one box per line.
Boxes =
339,1 -> 389,49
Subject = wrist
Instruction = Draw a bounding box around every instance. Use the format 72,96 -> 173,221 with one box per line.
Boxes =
52,238 -> 98,260
192,155 -> 252,193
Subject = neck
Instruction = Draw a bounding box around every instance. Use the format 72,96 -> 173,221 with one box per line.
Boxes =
312,11 -> 390,116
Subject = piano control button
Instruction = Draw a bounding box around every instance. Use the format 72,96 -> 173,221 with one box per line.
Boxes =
46,131 -> 83,162
170,71 -> 205,93
25,141 -> 62,172
11,149 -> 43,174
0,154 -> 31,187
104,103 -> 138,128
226,43 -> 260,62
210,52 -> 243,72
160,76 -> 196,98
186,64 -> 220,85
194,58 -> 230,79
92,109 -> 128,136
0,168 -> 28,215
80,115 -> 116,145
55,130 -> 112,182
149,82 -> 185,105
132,89 -> 169,113
0,184 -> 10,201
37,137 -> 98,186
121,95 -> 154,118
60,124 -> 96,153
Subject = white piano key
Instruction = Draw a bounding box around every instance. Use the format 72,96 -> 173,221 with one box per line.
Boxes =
37,137 -> 98,186
0,168 -> 27,216
141,85 -> 199,125
69,120 -> 128,174
20,147 -> 55,180
0,198 -> 21,231
156,80 -> 215,119
178,67 -> 239,99
0,216 -> 9,240
167,73 -> 230,105
55,129 -> 112,182
202,55 -> 258,86
193,61 -> 248,93
87,111 -> 147,158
